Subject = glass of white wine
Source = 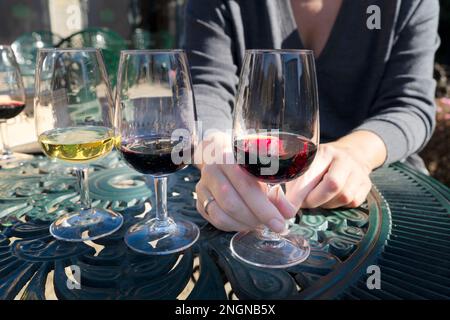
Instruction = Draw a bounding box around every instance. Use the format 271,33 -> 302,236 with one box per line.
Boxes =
34,48 -> 123,242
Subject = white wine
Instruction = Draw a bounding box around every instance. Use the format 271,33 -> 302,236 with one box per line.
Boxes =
39,126 -> 116,162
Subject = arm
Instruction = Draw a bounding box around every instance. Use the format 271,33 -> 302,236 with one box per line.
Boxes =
287,0 -> 440,209
333,130 -> 387,171
355,0 -> 440,164
183,0 -> 238,135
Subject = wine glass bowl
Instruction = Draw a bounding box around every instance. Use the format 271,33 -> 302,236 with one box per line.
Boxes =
115,50 -> 199,255
34,48 -> 123,241
231,50 -> 320,268
233,132 -> 317,184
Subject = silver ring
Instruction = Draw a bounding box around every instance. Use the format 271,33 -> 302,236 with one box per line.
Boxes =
203,196 -> 216,216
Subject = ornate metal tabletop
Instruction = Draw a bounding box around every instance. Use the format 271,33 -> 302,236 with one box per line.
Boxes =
0,155 -> 449,300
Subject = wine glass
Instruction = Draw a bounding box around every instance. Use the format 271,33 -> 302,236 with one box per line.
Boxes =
0,45 -> 26,161
115,50 -> 199,255
231,50 -> 320,268
34,48 -> 123,241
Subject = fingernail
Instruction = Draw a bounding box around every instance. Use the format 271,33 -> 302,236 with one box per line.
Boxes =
268,184 -> 281,199
268,218 -> 285,233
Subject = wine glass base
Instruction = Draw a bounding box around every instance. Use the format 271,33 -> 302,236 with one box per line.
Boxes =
50,208 -> 123,242
125,217 -> 200,255
230,230 -> 311,268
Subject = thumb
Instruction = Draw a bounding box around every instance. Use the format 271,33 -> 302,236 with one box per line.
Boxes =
285,151 -> 331,208
268,185 -> 297,219
286,169 -> 325,209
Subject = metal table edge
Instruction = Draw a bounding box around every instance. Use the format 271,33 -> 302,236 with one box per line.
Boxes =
298,185 -> 392,299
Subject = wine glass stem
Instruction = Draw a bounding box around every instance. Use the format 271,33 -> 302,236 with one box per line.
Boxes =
75,166 -> 91,210
258,183 -> 282,241
0,120 -> 11,156
260,225 -> 282,241
154,176 -> 169,223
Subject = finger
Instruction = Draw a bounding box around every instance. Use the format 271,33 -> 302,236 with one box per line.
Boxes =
321,172 -> 360,209
268,185 -> 297,219
286,145 -> 334,208
286,165 -> 327,209
221,165 -> 286,233
201,165 -> 260,228
302,156 -> 351,208
196,184 -> 251,232
343,179 -> 372,208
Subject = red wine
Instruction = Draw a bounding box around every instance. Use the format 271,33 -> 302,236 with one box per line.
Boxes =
234,133 -> 317,183
119,136 -> 192,175
0,101 -> 25,120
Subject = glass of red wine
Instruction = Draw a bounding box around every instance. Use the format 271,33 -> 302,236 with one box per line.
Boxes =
115,50 -> 199,255
231,50 -> 320,268
0,45 -> 26,161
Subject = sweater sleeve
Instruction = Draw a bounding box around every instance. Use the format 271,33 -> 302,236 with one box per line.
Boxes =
182,0 -> 238,137
354,0 -> 440,164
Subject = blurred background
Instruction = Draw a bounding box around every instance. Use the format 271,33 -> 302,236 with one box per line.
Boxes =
0,0 -> 184,47
0,0 -> 448,184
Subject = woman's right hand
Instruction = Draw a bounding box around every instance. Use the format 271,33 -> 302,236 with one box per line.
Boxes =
194,133 -> 296,233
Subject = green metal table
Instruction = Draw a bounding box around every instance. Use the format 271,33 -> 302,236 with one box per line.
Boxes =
0,155 -> 449,299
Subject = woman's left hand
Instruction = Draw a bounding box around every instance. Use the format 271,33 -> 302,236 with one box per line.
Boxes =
285,142 -> 373,209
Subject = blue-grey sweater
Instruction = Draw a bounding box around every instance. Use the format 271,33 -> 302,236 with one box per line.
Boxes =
183,0 -> 440,164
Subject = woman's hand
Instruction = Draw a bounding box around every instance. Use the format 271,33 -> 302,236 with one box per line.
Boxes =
194,132 -> 296,233
196,164 -> 296,232
285,142 -> 373,209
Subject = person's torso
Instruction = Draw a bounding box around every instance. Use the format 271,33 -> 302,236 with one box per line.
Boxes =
225,0 -> 404,142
